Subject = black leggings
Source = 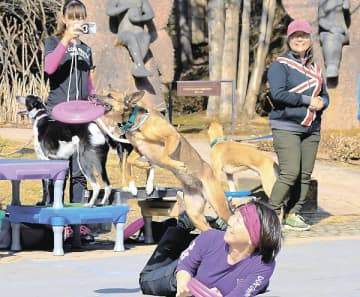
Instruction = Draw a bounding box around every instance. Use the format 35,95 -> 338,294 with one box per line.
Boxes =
139,226 -> 197,296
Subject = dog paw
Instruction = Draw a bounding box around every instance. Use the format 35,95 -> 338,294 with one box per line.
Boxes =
83,203 -> 94,208
145,184 -> 154,196
124,182 -> 138,196
129,181 -> 138,196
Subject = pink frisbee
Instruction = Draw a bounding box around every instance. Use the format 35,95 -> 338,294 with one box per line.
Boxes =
123,217 -> 144,240
52,100 -> 105,124
187,278 -> 219,297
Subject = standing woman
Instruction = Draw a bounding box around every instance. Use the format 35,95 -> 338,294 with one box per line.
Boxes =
44,0 -> 96,203
267,19 -> 329,230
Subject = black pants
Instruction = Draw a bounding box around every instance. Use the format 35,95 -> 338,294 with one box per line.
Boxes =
41,153 -> 87,204
69,152 -> 87,203
139,226 -> 197,296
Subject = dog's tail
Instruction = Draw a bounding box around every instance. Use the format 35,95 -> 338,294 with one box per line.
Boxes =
95,118 -> 130,144
72,135 -> 87,179
72,136 -> 80,145
95,118 -> 133,162
260,160 -> 279,198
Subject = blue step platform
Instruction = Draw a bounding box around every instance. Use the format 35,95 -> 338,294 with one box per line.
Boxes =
7,205 -> 129,226
7,204 -> 129,255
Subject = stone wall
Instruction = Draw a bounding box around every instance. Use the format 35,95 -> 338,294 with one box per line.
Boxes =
283,0 -> 360,130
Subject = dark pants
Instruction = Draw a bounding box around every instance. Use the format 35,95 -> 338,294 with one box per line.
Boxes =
69,152 -> 87,203
41,152 -> 87,204
43,108 -> 86,204
139,226 -> 197,297
269,129 -> 320,215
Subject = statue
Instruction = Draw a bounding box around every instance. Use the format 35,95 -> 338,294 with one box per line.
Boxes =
106,0 -> 155,78
318,0 -> 350,79
82,0 -> 174,111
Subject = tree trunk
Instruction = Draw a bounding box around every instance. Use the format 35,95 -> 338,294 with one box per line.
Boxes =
219,0 -> 241,120
244,0 -> 276,118
236,0 -> 250,113
206,0 -> 225,117
176,0 -> 193,71
191,0 -> 207,44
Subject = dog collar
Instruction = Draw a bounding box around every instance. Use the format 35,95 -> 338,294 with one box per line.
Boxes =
119,105 -> 150,133
120,105 -> 139,133
29,109 -> 47,120
210,137 -> 229,148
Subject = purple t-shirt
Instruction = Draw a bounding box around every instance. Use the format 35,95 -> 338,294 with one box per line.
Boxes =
176,229 -> 275,297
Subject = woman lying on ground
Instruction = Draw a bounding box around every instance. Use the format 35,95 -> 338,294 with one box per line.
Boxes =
139,200 -> 282,297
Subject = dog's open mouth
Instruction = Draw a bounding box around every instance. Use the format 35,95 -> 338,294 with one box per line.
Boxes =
16,104 -> 28,116
17,109 -> 28,116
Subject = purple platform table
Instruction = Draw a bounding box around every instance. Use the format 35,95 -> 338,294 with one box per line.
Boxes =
0,159 -> 68,207
1,159 -> 129,255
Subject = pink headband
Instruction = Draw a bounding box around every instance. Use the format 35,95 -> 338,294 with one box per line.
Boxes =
238,203 -> 261,247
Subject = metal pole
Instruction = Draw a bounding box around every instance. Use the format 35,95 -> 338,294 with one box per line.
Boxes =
231,80 -> 235,135
168,82 -> 173,124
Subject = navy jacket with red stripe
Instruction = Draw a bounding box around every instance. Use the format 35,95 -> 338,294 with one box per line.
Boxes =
267,50 -> 329,133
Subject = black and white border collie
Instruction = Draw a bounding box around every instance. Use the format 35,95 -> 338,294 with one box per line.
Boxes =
16,95 -> 112,207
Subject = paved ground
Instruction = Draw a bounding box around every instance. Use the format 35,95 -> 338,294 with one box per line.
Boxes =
1,127 -> 360,296
1,238 -> 359,297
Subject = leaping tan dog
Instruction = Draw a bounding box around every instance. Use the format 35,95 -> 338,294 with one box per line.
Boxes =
208,122 -> 279,198
100,91 -> 231,231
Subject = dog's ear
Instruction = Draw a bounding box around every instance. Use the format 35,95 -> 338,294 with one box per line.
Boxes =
28,96 -> 45,109
125,91 -> 145,107
205,122 -> 212,130
106,93 -> 115,99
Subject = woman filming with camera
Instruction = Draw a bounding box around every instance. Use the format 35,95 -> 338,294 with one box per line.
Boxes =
43,0 -> 95,212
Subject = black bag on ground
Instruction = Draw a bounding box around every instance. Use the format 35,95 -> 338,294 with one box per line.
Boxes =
20,223 -> 54,250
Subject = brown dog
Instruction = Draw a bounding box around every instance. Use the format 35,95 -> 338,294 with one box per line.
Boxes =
208,122 -> 279,198
102,91 -> 231,231
95,93 -> 155,196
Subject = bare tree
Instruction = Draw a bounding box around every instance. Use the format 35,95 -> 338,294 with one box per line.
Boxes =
236,0 -> 250,113
206,0 -> 225,117
175,0 -> 193,71
0,0 -> 61,122
244,0 -> 276,118
191,0 -> 207,44
219,0 -> 241,120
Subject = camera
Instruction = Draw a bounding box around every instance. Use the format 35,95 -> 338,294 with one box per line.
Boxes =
81,22 -> 96,34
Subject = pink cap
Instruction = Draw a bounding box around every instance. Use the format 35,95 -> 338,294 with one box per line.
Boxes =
287,19 -> 312,37
238,203 -> 261,247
